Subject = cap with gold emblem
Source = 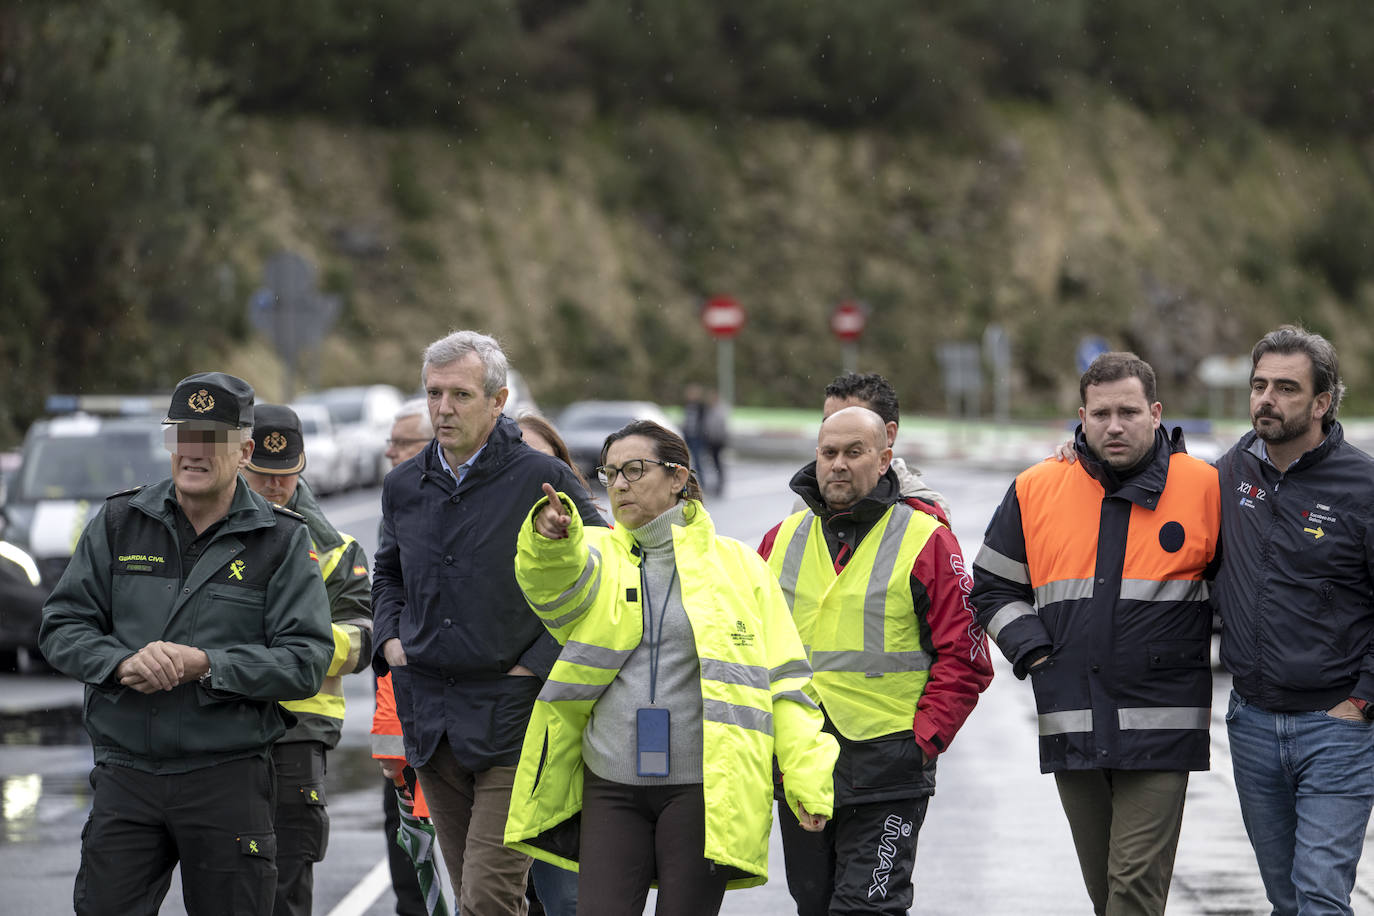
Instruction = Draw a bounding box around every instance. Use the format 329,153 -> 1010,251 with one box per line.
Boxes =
246,404 -> 306,475
163,372 -> 255,428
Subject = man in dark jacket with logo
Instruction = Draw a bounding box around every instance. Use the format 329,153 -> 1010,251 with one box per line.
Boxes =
971,353 -> 1221,916
1213,325 -> 1374,916
244,404 -> 374,916
39,372 -> 333,916
372,331 -> 603,915
759,406 -> 993,916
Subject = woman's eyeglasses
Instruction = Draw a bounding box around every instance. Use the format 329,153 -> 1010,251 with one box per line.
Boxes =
596,458 -> 683,486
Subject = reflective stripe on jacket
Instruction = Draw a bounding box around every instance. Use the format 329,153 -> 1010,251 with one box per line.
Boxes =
371,672 -> 429,817
504,494 -> 838,889
766,503 -> 936,742
279,478 -> 373,748
971,428 -> 1220,772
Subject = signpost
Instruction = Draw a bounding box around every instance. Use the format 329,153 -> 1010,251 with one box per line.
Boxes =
983,323 -> 1012,425
248,251 -> 340,397
831,300 -> 867,373
1076,334 -> 1111,374
1198,354 -> 1251,418
937,340 -> 984,456
701,296 -> 744,406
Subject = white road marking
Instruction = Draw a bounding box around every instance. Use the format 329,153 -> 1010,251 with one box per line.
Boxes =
325,857 -> 390,916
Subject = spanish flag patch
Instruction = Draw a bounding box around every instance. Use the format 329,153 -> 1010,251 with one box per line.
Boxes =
308,549 -> 319,563
353,565 -> 367,576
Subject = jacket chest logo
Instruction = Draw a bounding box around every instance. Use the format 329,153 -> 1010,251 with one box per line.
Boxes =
1301,504 -> 1337,540
1236,479 -> 1267,509
228,559 -> 246,580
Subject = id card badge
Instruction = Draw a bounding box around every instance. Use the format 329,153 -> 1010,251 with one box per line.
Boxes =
636,707 -> 670,777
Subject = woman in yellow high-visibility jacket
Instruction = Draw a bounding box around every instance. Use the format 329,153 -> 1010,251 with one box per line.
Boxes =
505,420 -> 838,916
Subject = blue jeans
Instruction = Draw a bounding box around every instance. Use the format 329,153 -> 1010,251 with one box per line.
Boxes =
1225,690 -> 1374,916
530,859 -> 577,916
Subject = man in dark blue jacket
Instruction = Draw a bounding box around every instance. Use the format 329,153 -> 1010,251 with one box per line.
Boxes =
372,331 -> 603,915
1213,325 -> 1374,916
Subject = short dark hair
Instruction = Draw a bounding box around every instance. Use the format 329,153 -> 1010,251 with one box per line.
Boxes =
1079,352 -> 1157,405
1251,324 -> 1344,429
599,420 -> 704,503
823,373 -> 900,427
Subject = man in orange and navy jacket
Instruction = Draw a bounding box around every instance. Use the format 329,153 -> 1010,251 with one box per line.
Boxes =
970,352 -> 1221,916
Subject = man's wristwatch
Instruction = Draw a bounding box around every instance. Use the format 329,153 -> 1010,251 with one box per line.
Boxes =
1348,697 -> 1371,719
198,666 -> 212,689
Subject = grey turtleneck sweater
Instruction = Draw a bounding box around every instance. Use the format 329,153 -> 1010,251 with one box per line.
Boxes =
582,502 -> 706,785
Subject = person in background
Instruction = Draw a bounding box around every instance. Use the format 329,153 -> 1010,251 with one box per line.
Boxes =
384,398 -> 434,471
243,404 -> 375,916
508,410 -> 589,916
819,372 -> 950,523
39,372 -> 333,916
971,353 -> 1220,916
681,382 -> 713,493
506,420 -> 838,916
700,388 -> 729,497
759,406 -> 992,916
373,397 -> 435,916
372,331 -> 604,915
517,411 -> 592,496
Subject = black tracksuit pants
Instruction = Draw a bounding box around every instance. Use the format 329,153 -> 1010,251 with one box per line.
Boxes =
778,795 -> 929,916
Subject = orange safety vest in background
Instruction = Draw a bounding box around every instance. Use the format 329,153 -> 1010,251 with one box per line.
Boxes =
371,672 -> 429,817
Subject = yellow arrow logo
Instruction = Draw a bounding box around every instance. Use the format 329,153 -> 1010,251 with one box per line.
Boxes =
1304,525 -> 1325,539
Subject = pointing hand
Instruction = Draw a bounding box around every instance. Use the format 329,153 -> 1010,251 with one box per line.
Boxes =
534,483 -> 572,539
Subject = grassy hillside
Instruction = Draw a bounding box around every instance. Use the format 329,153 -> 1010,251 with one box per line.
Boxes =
226,86 -> 1374,418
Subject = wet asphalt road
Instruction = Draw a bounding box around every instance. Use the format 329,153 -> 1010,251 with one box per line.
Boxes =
2,458 -> 1372,914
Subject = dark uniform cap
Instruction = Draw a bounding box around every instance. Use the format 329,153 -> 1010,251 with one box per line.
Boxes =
246,404 -> 307,475
163,372 -> 255,428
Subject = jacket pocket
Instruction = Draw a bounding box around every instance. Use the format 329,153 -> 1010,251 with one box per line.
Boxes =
201,585 -> 268,645
849,732 -> 926,792
1147,639 -> 1209,670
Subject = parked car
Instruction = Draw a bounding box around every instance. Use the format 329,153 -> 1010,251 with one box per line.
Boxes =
296,384 -> 405,488
0,540 -> 45,672
288,402 -> 349,495
556,400 -> 680,481
0,405 -> 167,670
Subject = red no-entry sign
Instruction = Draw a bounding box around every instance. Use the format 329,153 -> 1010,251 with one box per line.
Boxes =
831,300 -> 867,342
701,296 -> 745,339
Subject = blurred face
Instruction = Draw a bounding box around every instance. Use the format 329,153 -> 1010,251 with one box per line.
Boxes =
386,414 -> 431,467
243,469 -> 300,507
816,408 -> 891,511
165,423 -> 252,501
1250,352 -> 1330,446
602,435 -> 689,530
822,395 -> 898,448
425,353 -> 507,465
1078,377 -> 1162,470
520,423 -> 555,457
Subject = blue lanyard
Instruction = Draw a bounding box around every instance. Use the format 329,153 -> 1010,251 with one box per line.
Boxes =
641,562 -> 679,706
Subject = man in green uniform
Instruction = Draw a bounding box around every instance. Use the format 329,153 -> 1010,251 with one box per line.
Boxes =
243,403 -> 374,916
39,372 -> 333,916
